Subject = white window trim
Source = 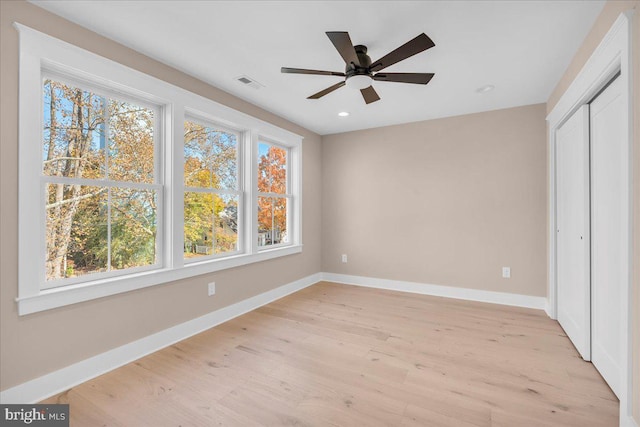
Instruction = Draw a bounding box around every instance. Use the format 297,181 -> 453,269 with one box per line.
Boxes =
15,23 -> 303,316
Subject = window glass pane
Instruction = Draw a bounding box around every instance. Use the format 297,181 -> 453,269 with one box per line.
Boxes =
46,184 -> 107,280
42,79 -> 155,184
110,188 -> 157,270
215,194 -> 239,253
258,142 -> 287,194
184,191 -> 213,258
108,100 -> 155,183
257,196 -> 273,247
257,196 -> 287,247
273,197 -> 288,245
184,192 -> 239,258
184,121 -> 237,190
43,79 -> 106,179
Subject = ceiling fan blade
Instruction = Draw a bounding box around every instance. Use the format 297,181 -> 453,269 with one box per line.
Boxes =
360,86 -> 380,104
307,81 -> 346,99
326,32 -> 361,67
281,67 -> 345,77
370,33 -> 435,72
373,72 -> 434,84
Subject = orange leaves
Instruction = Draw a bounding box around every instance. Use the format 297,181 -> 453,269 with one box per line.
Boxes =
257,144 -> 288,245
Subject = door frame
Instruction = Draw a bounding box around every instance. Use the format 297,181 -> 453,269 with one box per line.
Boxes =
546,11 -> 633,423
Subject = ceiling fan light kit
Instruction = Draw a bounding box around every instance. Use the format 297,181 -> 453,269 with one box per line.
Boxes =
282,31 -> 435,104
345,74 -> 373,90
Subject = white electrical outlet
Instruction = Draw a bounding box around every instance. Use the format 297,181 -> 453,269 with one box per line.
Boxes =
341,254 -> 348,263
502,267 -> 511,279
208,282 -> 216,296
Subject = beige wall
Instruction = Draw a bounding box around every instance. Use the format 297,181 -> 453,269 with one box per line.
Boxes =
321,104 -> 548,297
0,0 -> 322,391
547,1 -> 639,421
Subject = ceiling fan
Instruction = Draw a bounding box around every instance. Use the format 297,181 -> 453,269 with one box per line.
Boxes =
281,31 -> 435,104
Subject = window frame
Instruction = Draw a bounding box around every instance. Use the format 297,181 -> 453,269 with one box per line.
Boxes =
256,139 -> 293,250
16,23 -> 303,315
183,115 -> 244,262
40,71 -> 165,289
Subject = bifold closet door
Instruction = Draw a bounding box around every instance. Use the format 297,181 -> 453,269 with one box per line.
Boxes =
555,105 -> 590,361
590,76 -> 626,398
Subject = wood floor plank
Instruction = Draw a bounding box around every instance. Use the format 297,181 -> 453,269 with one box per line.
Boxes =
42,281 -> 619,426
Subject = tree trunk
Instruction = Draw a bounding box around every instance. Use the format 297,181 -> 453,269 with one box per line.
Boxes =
49,89 -> 98,279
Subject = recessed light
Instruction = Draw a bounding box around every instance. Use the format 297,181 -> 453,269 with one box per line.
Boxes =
476,84 -> 495,94
338,111 -> 350,117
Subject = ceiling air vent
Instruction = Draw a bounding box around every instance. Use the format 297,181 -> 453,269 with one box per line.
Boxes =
235,75 -> 264,90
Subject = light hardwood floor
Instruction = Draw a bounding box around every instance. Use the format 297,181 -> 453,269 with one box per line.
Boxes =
42,281 -> 619,426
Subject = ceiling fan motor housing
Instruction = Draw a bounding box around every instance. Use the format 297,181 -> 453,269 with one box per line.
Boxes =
347,45 -> 373,77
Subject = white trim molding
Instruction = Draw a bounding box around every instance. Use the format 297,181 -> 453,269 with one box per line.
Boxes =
622,415 -> 640,427
322,273 -> 547,310
546,11 -> 634,426
0,273 -> 321,404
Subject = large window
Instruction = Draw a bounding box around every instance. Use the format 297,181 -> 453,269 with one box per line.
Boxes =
17,24 -> 302,315
184,119 -> 240,259
43,77 -> 160,287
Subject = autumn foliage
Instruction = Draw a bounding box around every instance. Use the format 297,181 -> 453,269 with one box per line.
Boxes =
43,79 -> 288,283
183,121 -> 238,257
257,144 -> 288,246
44,79 -> 156,281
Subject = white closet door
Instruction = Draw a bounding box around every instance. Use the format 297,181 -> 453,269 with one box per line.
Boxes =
555,105 -> 590,360
590,76 -> 627,398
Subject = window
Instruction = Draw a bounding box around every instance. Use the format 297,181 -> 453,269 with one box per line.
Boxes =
184,119 -> 240,259
43,77 -> 160,287
17,24 -> 302,315
257,141 -> 290,248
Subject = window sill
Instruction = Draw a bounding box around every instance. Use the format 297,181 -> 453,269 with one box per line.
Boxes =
16,244 -> 303,315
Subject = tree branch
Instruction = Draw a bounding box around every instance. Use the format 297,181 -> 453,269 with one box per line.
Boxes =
46,188 -> 107,210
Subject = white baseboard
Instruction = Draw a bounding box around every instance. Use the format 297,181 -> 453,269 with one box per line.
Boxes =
544,299 -> 555,319
321,272 -> 547,311
0,272 -> 322,404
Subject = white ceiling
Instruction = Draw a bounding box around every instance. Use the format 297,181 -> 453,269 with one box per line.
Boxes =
31,1 -> 605,135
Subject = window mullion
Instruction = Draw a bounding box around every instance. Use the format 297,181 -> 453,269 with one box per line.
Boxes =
107,187 -> 112,271
104,96 -> 110,181
249,131 -> 259,254
169,103 -> 184,269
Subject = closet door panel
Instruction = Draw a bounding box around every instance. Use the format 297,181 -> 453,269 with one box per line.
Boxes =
590,76 -> 626,398
556,105 -> 590,360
